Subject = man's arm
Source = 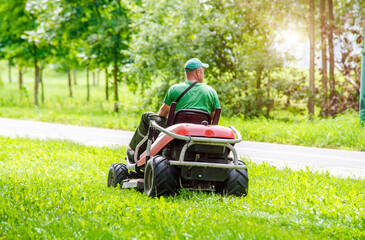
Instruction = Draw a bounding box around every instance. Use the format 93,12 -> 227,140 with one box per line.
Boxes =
158,103 -> 170,118
211,111 -> 215,120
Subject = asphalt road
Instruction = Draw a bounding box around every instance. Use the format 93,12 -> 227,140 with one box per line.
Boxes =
1,117 -> 364,179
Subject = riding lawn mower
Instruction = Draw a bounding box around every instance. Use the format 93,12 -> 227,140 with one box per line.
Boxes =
107,102 -> 249,197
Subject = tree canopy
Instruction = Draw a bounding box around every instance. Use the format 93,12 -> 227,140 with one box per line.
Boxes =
0,0 -> 363,116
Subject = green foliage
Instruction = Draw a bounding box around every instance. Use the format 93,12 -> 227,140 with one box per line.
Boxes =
52,0 -> 133,69
0,0 -> 33,63
0,0 -> 363,116
0,136 -> 364,239
128,0 -> 287,116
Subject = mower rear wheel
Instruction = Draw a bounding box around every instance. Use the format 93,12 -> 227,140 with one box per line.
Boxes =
223,160 -> 249,196
108,163 -> 128,187
144,155 -> 178,197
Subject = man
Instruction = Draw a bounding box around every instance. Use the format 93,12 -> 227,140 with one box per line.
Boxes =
128,58 -> 220,160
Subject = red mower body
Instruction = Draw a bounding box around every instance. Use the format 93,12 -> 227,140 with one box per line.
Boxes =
137,123 -> 236,166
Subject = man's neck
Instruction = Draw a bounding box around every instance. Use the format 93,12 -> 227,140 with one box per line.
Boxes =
186,78 -> 200,83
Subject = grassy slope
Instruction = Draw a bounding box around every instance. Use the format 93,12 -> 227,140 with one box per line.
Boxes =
0,62 -> 364,151
221,113 -> 365,151
0,136 -> 364,239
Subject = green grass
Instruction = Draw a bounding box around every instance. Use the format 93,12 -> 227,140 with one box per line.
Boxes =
0,61 -> 364,151
0,136 -> 364,239
221,112 -> 365,151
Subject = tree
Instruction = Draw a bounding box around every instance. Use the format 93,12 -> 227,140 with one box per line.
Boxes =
1,0 -> 54,107
8,60 -> 12,83
47,0 -> 132,111
319,0 -> 328,116
0,0 -> 33,93
24,0 -> 53,107
308,0 -> 315,117
87,0 -> 132,112
319,0 -> 364,115
327,0 -> 335,101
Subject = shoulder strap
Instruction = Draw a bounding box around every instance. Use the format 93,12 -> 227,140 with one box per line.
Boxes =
175,81 -> 198,103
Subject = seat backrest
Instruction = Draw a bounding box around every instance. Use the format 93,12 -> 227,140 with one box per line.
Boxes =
174,109 -> 211,125
166,102 -> 221,127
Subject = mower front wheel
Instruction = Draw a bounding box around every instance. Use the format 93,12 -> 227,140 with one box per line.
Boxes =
108,163 -> 128,187
223,160 -> 249,197
144,155 -> 178,197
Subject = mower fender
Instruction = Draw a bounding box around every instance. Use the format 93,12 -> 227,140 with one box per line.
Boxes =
137,123 -> 236,167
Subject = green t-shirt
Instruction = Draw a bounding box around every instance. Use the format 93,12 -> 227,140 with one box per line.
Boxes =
164,81 -> 220,114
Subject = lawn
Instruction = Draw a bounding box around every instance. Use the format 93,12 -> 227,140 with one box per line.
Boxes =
0,136 -> 364,239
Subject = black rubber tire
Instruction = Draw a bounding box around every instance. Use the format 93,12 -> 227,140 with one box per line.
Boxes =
223,160 -> 249,197
108,163 -> 128,187
144,155 -> 178,197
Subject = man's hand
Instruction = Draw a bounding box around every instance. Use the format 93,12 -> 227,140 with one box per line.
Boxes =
158,103 -> 170,118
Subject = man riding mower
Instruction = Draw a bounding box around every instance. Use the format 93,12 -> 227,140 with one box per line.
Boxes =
107,58 -> 249,197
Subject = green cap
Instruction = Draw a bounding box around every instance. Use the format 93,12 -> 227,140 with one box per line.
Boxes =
184,58 -> 209,72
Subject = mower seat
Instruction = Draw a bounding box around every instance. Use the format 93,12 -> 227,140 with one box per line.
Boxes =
166,102 -> 221,127
174,109 -> 211,125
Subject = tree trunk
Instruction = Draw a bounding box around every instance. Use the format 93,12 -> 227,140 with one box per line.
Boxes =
320,0 -> 328,116
97,70 -> 100,85
266,75 -> 272,117
73,68 -> 77,85
18,65 -> 23,90
105,68 -> 109,101
256,67 -> 263,89
308,0 -> 315,118
67,68 -> 73,97
328,0 -> 335,99
34,56 -> 39,107
86,64 -> 90,102
8,60 -> 12,83
113,60 -> 119,113
92,71 -> 96,86
40,63 -> 44,104
320,0 -> 328,93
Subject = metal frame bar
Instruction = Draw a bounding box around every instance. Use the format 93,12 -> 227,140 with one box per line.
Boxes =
147,120 -> 244,170
134,135 -> 148,163
169,161 -> 247,170
178,141 -> 239,165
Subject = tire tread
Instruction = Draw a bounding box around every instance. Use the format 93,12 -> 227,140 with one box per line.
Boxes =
108,163 -> 128,187
145,155 -> 178,197
224,160 -> 249,196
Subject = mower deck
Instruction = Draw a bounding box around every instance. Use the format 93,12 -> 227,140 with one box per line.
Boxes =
122,179 -> 144,189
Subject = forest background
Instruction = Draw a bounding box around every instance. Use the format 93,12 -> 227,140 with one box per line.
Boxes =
0,0 -> 364,142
